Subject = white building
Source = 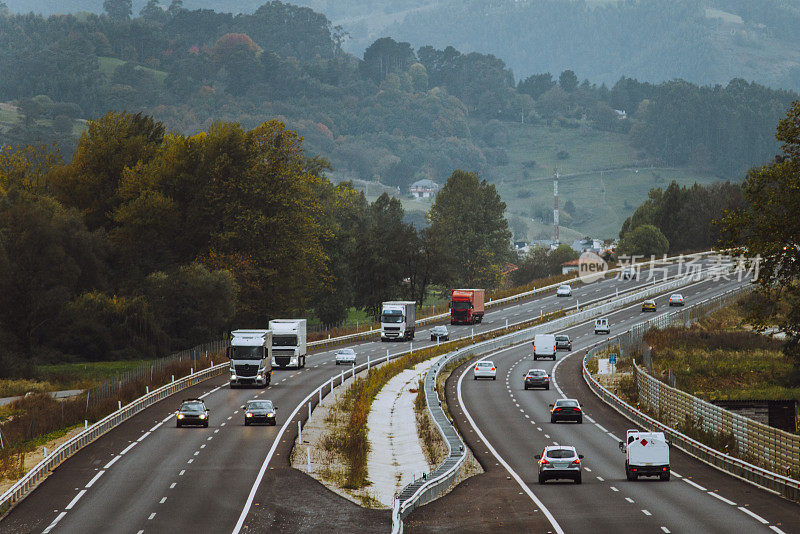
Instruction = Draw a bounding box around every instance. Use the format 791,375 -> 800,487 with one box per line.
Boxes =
408,179 -> 440,199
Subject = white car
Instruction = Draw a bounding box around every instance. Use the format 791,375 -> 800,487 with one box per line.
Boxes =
334,348 -> 356,365
594,318 -> 610,334
556,285 -> 572,297
668,294 -> 685,306
473,360 -> 496,380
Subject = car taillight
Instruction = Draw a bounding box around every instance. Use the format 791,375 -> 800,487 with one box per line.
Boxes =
475,367 -> 479,371
540,458 -> 549,465
575,407 -> 582,412
554,408 -> 562,411
491,367 -> 495,371
572,458 -> 581,465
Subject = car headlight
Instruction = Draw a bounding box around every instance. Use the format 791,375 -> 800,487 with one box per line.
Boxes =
177,414 -> 184,419
199,414 -> 206,419
257,374 -> 263,380
246,412 -> 253,417
267,412 -> 274,418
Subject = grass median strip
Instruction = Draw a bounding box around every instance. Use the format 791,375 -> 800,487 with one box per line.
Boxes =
319,309 -> 566,491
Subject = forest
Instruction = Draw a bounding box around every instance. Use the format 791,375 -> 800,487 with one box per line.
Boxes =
0,1 -> 796,188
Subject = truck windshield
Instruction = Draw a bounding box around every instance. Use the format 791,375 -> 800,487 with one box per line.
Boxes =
451,301 -> 472,310
229,346 -> 263,359
381,314 -> 404,323
273,336 -> 297,346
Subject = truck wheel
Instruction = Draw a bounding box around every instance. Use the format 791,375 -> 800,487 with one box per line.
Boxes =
626,471 -> 637,481
492,376 -> 496,380
473,376 -> 477,380
660,472 -> 670,481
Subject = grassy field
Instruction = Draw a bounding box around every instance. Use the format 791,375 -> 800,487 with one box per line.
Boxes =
35,360 -> 154,389
645,300 -> 800,402
491,122 -> 723,239
98,56 -> 169,84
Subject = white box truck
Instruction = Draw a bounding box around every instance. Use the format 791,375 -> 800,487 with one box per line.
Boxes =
619,429 -> 670,481
269,319 -> 307,369
380,301 -> 416,341
533,334 -> 557,361
228,329 -> 272,389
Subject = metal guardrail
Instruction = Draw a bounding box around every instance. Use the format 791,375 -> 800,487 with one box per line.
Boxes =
390,270 -> 720,531
0,361 -> 227,516
310,251 -> 718,350
582,284 -> 800,503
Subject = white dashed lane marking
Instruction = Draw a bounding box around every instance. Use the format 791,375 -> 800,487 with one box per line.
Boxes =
65,490 -> 86,510
738,507 -> 769,524
85,470 -> 104,488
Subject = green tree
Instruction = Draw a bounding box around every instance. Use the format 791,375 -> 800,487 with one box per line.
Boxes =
518,73 -> 555,100
617,224 -> 669,257
427,170 -> 511,288
104,0 -> 132,20
559,70 -> 578,92
721,100 -> 800,382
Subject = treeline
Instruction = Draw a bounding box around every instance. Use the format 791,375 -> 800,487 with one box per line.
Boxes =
0,113 -> 511,375
0,1 -> 795,195
619,180 -> 745,255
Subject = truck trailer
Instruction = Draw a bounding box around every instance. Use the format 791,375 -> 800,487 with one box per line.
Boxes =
269,319 -> 307,369
380,301 -> 416,341
228,329 -> 272,388
619,429 -> 670,481
450,289 -> 485,325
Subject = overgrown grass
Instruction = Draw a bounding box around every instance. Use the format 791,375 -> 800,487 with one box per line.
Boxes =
0,379 -> 58,398
644,300 -> 799,401
36,360 -> 153,390
414,378 -> 446,467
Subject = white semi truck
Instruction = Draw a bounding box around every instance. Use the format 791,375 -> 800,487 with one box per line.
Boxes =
228,329 -> 272,389
269,319 -> 307,369
380,301 -> 416,341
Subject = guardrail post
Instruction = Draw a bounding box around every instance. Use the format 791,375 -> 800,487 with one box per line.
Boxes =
85,420 -> 87,429
118,400 -> 121,410
367,354 -> 370,369
298,421 -> 302,443
172,375 -> 174,382
146,386 -> 149,394
387,348 -> 390,359
190,367 -> 193,375
576,300 -> 579,311
319,388 -> 322,404
410,342 -> 413,354
308,402 -> 312,420
505,319 -> 508,329
307,446 -> 311,472
471,328 -> 474,340
43,447 -> 47,457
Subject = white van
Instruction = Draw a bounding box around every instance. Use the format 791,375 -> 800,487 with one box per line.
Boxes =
619,429 -> 670,481
533,334 -> 557,360
594,318 -> 610,334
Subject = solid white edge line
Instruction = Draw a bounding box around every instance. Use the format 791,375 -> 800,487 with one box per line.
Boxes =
737,506 -> 769,524
65,489 -> 86,510
85,470 -> 105,488
707,491 -> 736,505
457,347 -> 565,534
42,511 -> 67,533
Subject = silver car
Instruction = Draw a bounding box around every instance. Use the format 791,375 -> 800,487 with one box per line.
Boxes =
556,284 -> 572,297
473,360 -> 496,380
335,348 -> 356,365
430,325 -> 449,341
536,445 -> 583,484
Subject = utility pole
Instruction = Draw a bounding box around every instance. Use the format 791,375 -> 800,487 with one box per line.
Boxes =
553,167 -> 559,244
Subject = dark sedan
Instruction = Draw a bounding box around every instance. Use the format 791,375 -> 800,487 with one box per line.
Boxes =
176,399 -> 209,428
523,369 -> 550,390
550,398 -> 583,423
243,399 -> 277,426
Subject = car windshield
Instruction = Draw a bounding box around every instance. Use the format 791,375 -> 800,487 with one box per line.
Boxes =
229,346 -> 263,360
248,401 -> 273,410
181,402 -> 204,412
337,349 -> 355,356
381,312 -> 404,323
477,362 -> 493,367
273,335 -> 297,346
451,301 -> 472,310
433,327 -> 446,333
672,295 -> 682,299
546,449 -> 576,459
529,370 -> 546,375
555,335 -> 568,341
557,400 -> 579,407
596,319 -> 607,324
559,285 -> 570,290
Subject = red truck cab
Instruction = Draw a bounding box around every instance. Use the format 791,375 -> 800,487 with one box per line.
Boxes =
450,289 -> 485,325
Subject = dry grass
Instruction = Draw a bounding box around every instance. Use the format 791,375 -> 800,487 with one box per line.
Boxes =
0,379 -> 58,398
414,379 -> 447,467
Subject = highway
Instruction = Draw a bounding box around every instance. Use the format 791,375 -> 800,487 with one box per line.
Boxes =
0,258 -> 718,533
452,277 -> 800,534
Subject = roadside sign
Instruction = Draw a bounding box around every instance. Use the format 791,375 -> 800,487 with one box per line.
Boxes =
609,353 -> 617,365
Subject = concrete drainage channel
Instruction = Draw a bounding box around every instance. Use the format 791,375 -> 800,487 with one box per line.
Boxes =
389,271 -> 723,532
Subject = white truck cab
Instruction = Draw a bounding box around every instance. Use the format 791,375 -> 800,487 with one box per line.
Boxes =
228,330 -> 272,389
269,319 -> 307,369
380,301 -> 416,341
619,429 -> 670,481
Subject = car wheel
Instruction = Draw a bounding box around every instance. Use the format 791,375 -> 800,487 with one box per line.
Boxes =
176,421 -> 182,428
244,420 -> 249,426
524,385 -> 528,390
575,474 -> 582,484
545,385 -> 549,390
550,416 -> 556,424
577,417 -> 583,424
538,474 -> 546,485
204,421 -> 209,428
335,361 -> 339,365
271,421 -> 277,426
